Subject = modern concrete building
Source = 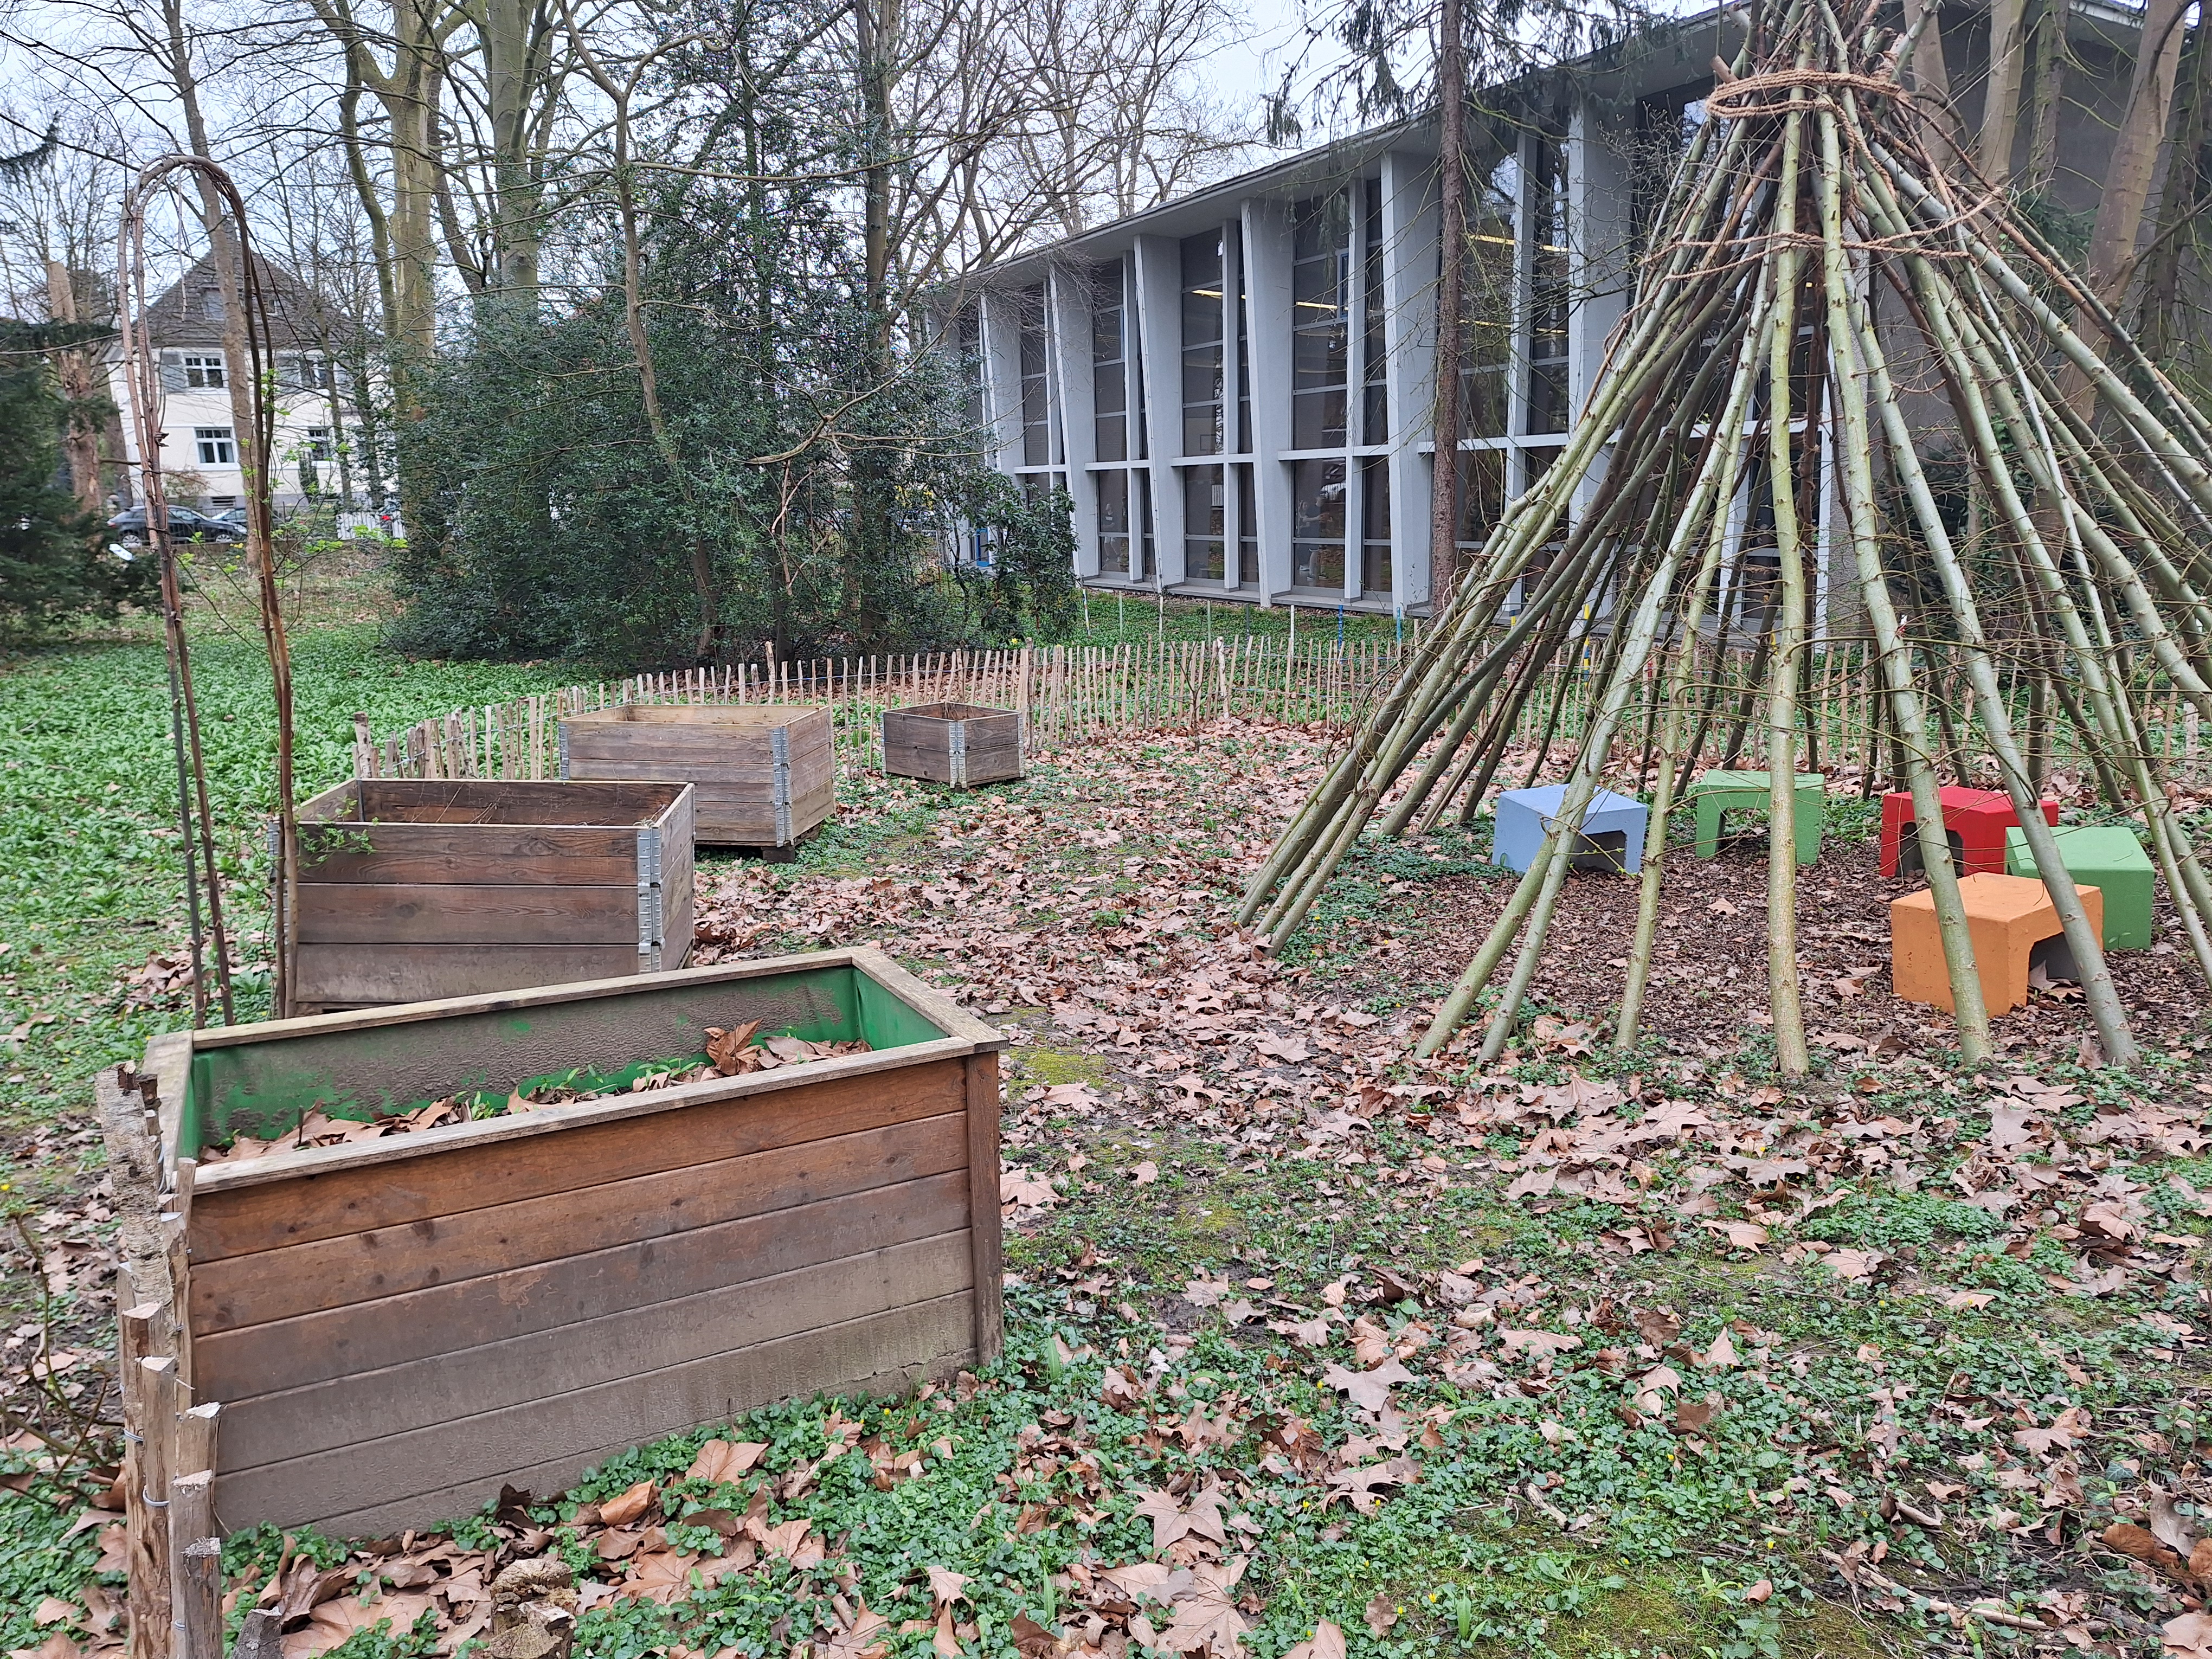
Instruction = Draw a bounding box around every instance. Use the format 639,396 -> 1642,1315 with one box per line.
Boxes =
948,2 -> 2143,618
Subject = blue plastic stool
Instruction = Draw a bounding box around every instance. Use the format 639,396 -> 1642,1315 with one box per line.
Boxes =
1493,784 -> 1648,875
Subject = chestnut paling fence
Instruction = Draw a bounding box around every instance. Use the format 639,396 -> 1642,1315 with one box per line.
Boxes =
355,635 -> 2209,794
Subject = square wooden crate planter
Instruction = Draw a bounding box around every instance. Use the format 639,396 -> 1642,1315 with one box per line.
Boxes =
882,703 -> 1025,787
140,948 -> 1006,1538
560,704 -> 835,853
292,779 -> 695,1011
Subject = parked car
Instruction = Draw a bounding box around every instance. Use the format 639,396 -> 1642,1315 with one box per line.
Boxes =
106,506 -> 245,545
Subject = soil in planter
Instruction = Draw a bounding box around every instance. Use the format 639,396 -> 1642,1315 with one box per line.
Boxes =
197,1019 -> 870,1166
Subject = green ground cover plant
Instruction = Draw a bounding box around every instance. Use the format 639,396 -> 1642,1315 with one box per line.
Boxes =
2,594 -> 2209,1659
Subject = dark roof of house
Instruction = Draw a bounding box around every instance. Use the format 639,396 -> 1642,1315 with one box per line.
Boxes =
139,250 -> 352,351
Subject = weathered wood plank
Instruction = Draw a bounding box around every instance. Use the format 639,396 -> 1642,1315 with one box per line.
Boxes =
220,1231 -> 972,1471
190,1054 -> 968,1259
293,1324 -> 974,1542
964,1053 -> 1005,1365
356,779 -> 689,825
295,825 -> 644,886
192,1110 -> 968,1330
293,943 -> 645,1008
295,883 -> 641,946
194,1169 -> 974,1397
212,1291 -> 976,1532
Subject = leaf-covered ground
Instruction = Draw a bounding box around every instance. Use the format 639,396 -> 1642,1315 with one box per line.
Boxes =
4,595 -> 2212,1659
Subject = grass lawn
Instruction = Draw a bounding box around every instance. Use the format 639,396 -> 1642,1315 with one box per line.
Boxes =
1,576 -> 2209,1659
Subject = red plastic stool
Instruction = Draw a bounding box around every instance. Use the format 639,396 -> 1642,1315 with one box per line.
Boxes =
1881,787 -> 2057,878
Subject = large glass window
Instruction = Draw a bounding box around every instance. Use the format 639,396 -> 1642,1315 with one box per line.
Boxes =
1234,464 -> 1257,588
1362,181 -> 1388,445
1233,230 -> 1251,454
1458,146 -> 1519,442
1098,471 -> 1130,573
1091,263 -> 1128,462
1184,465 -> 1225,581
1292,457 -> 1346,589
1360,458 -> 1391,595
1019,291 -> 1051,466
1526,129 -> 1571,436
1456,449 -> 1507,569
1290,194 -> 1350,450
1181,233 -> 1224,456
1136,471 -> 1154,578
957,313 -> 985,437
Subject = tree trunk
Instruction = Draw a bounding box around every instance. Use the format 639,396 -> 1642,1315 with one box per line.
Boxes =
2025,0 -> 2064,190
1979,0 -> 2031,183
2084,0 -> 2190,306
44,261 -> 106,515
2139,18 -> 2210,360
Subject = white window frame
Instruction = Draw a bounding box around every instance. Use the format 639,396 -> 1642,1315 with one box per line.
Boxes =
195,427 -> 236,466
183,353 -> 226,389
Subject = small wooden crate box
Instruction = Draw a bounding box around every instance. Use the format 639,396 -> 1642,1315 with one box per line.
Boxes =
141,948 -> 1005,1538
292,779 -> 695,1010
560,704 -> 834,851
882,702 -> 1025,787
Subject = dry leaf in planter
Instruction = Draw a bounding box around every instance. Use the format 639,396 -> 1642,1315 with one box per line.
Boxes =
704,1021 -> 763,1073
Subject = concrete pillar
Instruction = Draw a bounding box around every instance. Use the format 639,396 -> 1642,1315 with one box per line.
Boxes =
1381,149 -> 1438,611
978,291 -> 1025,475
1049,267 -> 1099,578
1133,233 -> 1186,586
1567,103 -> 1632,536
1240,198 -> 1296,601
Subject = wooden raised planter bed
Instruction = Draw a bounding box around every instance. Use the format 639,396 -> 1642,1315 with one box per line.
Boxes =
291,778 -> 695,1011
882,702 -> 1025,787
140,948 -> 1005,1538
560,704 -> 835,853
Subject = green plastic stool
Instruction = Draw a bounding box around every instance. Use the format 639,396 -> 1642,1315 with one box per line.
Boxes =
2004,825 -> 2155,949
1687,769 -> 1824,865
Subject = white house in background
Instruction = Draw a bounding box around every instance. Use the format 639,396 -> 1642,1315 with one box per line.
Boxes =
107,252 -> 379,513
946,1 -> 2142,618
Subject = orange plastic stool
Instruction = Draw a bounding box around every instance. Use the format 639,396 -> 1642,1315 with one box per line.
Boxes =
1889,873 -> 2105,1015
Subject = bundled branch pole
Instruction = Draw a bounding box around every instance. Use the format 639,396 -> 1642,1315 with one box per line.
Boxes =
118,157 -> 300,1024
1242,0 -> 2212,1070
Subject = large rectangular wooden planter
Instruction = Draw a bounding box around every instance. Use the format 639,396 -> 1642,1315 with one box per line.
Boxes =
141,948 -> 1005,1539
291,778 -> 695,1010
560,704 -> 835,851
882,703 -> 1025,787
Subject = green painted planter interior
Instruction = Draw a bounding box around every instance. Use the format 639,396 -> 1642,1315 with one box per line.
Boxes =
182,962 -> 949,1154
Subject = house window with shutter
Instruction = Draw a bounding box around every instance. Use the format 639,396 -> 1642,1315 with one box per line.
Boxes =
183,353 -> 226,388
196,427 -> 236,465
